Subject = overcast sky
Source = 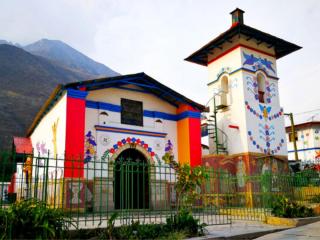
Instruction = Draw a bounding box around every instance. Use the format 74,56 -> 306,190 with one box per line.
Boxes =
1,0 -> 319,124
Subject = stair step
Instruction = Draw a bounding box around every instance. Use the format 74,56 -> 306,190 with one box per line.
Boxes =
216,104 -> 228,110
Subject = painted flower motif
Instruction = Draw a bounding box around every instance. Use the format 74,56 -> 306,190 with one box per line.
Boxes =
165,140 -> 173,154
107,138 -> 155,159
84,131 -> 97,163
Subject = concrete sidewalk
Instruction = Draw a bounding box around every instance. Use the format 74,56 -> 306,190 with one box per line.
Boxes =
190,220 -> 289,239
254,220 -> 320,239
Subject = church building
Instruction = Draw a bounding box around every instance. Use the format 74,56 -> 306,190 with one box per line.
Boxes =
15,73 -> 204,179
10,9 -> 302,209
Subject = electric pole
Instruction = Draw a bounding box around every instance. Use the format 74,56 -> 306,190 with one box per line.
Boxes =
285,113 -> 299,161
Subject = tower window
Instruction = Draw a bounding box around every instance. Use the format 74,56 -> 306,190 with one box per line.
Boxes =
257,73 -> 265,103
220,76 -> 229,106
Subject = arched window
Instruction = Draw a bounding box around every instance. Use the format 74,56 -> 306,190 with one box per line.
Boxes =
220,76 -> 229,106
99,111 -> 109,125
257,73 -> 266,103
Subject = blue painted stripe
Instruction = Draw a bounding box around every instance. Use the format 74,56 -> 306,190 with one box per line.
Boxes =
67,89 -> 88,99
86,100 -> 201,121
207,67 -> 279,86
177,111 -> 201,120
144,110 -> 178,121
86,100 -> 121,112
288,147 -> 320,153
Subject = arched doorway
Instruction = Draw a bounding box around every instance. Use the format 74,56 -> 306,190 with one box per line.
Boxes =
114,148 -> 150,209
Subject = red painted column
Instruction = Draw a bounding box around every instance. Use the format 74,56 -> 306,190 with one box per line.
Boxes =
189,117 -> 202,167
65,89 -> 88,178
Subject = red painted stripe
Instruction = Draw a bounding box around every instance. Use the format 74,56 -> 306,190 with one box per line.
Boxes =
65,96 -> 86,178
188,117 -> 202,167
229,125 -> 239,129
8,173 -> 16,193
208,44 -> 275,65
177,103 -> 199,114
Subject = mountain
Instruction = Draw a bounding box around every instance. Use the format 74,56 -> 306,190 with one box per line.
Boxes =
0,40 -> 21,48
24,39 -> 119,77
0,41 -> 118,150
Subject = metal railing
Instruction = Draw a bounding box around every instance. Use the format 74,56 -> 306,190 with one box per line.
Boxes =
0,151 -> 320,228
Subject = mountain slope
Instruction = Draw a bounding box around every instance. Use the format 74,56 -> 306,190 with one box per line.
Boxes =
0,44 -> 96,150
24,39 -> 119,77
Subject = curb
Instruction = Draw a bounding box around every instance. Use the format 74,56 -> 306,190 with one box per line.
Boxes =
265,216 -> 320,227
188,228 -> 288,240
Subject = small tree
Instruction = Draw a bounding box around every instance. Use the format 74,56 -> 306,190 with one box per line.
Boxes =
162,152 -> 208,212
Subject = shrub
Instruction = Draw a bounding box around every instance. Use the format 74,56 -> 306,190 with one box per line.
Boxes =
112,221 -> 164,240
0,199 -> 72,239
105,212 -> 119,239
156,231 -> 186,240
310,195 -> 320,203
162,152 -> 209,211
165,210 -> 206,237
0,207 -> 9,238
105,211 -> 205,239
271,196 -> 314,218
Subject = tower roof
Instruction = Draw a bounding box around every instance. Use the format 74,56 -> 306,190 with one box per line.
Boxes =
185,9 -> 302,66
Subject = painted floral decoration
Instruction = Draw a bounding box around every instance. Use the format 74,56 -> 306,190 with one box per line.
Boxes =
36,141 -> 48,155
108,137 -> 155,157
163,140 -> 175,168
165,140 -> 173,155
84,131 -> 97,163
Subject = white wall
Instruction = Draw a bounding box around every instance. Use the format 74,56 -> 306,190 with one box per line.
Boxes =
84,86 -> 179,179
30,93 -> 67,159
287,126 -> 320,161
205,42 -> 287,157
29,93 -> 67,181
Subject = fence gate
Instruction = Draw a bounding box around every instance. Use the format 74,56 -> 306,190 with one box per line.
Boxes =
112,157 -> 232,225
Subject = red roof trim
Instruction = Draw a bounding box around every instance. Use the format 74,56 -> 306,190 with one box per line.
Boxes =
285,121 -> 320,132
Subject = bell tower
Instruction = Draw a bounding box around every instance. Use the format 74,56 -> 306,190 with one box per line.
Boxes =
185,8 -> 301,172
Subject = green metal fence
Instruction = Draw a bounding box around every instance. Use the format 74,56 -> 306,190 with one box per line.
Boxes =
0,151 -> 320,229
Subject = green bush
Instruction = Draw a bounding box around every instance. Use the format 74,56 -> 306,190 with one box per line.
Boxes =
271,196 -> 314,218
156,231 -> 186,240
112,221 -> 164,240
102,210 -> 205,239
310,195 -> 320,203
0,208 -> 9,238
165,210 -> 206,237
0,199 -> 72,239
